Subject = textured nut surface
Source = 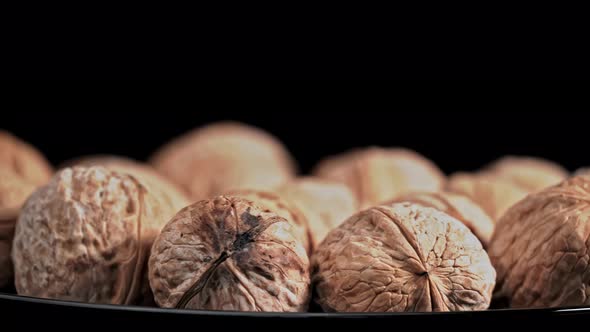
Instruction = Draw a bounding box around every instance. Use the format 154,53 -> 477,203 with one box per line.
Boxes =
149,196 -> 310,311
150,122 -> 296,201
12,166 -> 176,304
446,172 -> 529,221
386,191 -> 494,247
484,156 -> 568,192
279,177 -> 358,249
0,131 -> 53,288
489,175 -> 590,308
312,203 -> 495,312
313,147 -> 445,209
225,189 -> 311,254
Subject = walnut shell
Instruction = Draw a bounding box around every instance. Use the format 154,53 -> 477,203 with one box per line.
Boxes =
150,122 -> 297,201
0,131 -> 53,288
313,147 -> 445,209
385,191 -> 494,247
484,156 -> 568,192
312,203 -> 495,312
225,189 -> 311,255
278,177 -> 359,249
149,196 -> 310,311
446,172 -> 529,222
489,175 -> 590,308
12,166 -> 178,305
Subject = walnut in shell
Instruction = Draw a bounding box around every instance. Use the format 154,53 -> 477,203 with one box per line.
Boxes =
483,156 -> 568,192
225,189 -> 311,254
313,147 -> 445,209
0,131 -> 53,288
278,177 -> 358,249
312,202 -> 495,312
12,166 -> 179,304
446,172 -> 528,222
150,122 -> 297,201
488,175 -> 590,308
149,196 -> 310,311
385,191 -> 494,247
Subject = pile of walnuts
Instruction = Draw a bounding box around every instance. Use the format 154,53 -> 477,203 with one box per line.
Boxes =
2,121 -> 589,313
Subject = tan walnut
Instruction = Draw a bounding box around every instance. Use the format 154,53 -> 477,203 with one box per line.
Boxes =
149,196 -> 311,311
312,202 -> 495,312
489,175 -> 590,308
150,122 -> 297,201
0,131 -> 53,288
483,156 -> 568,193
313,147 -> 445,209
11,166 -> 180,304
278,177 -> 358,249
385,191 -> 494,247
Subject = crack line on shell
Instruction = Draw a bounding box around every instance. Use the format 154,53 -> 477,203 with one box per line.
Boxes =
122,176 -> 146,305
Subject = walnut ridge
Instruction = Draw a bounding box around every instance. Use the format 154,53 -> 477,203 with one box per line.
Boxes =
312,203 -> 495,312
149,196 -> 310,311
484,156 -> 568,192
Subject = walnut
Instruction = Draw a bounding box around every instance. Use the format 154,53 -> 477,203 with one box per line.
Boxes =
224,189 -> 311,254
0,131 -> 53,288
148,196 -> 311,311
11,166 -> 180,305
150,122 -> 296,201
313,147 -> 445,209
385,191 -> 494,247
483,156 -> 568,192
278,177 -> 358,249
446,172 -> 528,222
488,175 -> 590,308
312,203 -> 495,312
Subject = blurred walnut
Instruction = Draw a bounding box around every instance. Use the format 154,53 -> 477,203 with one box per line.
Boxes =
312,203 -> 495,312
385,191 -> 494,247
278,177 -> 358,249
225,189 -> 311,254
149,196 -> 310,311
489,175 -> 590,308
483,156 -> 568,192
313,147 -> 445,209
150,122 -> 297,201
12,166 -> 179,305
446,172 -> 528,222
0,131 -> 53,288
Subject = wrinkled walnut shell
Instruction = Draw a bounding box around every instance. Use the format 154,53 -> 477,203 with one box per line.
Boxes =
489,175 -> 590,308
12,166 -> 178,304
484,156 -> 568,193
312,203 -> 495,312
151,122 -> 297,201
313,147 -> 445,209
149,196 -> 311,311
385,191 -> 494,247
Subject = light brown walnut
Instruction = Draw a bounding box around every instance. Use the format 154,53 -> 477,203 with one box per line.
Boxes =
312,203 -> 495,312
11,166 -> 178,305
484,156 -> 568,192
278,177 -> 358,249
313,147 -> 445,209
149,196 -> 310,311
0,131 -> 53,288
150,122 -> 296,201
489,175 -> 590,308
385,191 -> 494,247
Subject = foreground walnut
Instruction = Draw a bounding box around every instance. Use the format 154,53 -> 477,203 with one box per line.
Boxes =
312,203 -> 495,312
149,196 -> 310,311
484,156 -> 568,192
489,175 -> 590,308
12,166 -> 179,304
150,122 -> 297,201
446,172 -> 528,222
225,189 -> 311,254
386,191 -> 494,247
278,177 -> 358,249
0,131 -> 53,288
313,147 -> 445,209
